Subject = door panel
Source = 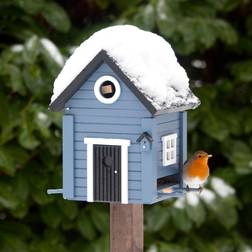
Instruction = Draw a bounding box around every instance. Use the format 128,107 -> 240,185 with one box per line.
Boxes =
93,145 -> 121,202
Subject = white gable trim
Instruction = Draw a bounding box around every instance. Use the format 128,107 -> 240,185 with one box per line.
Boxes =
84,137 -> 130,204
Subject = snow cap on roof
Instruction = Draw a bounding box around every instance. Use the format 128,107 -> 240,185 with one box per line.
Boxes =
51,25 -> 200,111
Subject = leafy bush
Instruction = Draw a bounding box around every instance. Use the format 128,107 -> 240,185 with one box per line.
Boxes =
0,0 -> 251,251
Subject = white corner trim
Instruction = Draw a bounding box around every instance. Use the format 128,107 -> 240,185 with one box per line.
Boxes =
121,145 -> 128,204
84,137 -> 130,204
86,143 -> 93,202
94,75 -> 121,104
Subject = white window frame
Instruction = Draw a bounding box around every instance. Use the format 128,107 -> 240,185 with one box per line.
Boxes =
94,75 -> 121,104
84,138 -> 130,204
162,133 -> 177,166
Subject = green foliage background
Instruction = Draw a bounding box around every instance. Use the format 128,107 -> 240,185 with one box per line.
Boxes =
0,0 -> 251,251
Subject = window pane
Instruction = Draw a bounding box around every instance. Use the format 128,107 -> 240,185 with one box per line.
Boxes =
171,139 -> 174,148
166,140 -> 170,149
171,150 -> 174,159
166,151 -> 170,160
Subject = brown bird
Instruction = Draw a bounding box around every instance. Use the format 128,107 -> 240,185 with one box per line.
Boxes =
183,150 -> 212,192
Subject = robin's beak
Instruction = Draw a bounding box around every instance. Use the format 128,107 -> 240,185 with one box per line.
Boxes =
208,154 -> 213,158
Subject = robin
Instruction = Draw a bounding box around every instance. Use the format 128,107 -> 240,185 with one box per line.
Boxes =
183,150 -> 212,192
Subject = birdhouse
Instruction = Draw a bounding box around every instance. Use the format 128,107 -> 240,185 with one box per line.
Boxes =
47,25 -> 200,204
136,132 -> 152,152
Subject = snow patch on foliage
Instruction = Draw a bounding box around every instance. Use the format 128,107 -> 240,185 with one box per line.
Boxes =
37,112 -> 48,122
147,245 -> 158,252
175,188 -> 216,208
51,25 -> 200,110
200,188 -> 216,204
244,246 -> 252,252
191,59 -> 207,69
11,45 -> 24,52
157,0 -> 167,20
41,38 -> 64,66
174,197 -> 186,209
211,177 -> 235,198
186,192 -> 200,206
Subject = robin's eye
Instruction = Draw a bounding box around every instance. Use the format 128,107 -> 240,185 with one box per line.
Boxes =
198,155 -> 202,158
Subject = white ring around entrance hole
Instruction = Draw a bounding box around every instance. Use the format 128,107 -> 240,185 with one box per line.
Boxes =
94,75 -> 121,104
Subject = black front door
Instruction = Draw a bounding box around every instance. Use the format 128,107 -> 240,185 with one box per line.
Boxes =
93,144 -> 121,202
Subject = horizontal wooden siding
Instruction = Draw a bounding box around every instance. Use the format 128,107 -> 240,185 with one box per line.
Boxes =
65,63 -> 151,203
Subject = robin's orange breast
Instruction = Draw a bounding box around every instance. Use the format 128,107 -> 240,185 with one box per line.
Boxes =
186,162 -> 209,180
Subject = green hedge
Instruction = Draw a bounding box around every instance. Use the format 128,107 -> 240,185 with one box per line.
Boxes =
0,0 -> 251,251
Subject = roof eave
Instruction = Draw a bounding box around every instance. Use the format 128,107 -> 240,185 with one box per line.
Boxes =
154,102 -> 200,115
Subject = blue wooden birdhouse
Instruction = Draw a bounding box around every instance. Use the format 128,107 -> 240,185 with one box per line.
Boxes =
47,25 -> 200,204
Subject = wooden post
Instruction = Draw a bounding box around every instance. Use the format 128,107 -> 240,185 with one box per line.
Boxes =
110,203 -> 143,252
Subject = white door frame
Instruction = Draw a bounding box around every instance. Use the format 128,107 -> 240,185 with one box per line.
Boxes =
84,138 -> 130,204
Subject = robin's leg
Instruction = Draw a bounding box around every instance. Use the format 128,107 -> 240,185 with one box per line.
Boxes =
186,185 -> 190,192
198,186 -> 203,194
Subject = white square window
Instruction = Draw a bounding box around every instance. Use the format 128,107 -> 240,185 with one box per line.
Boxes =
162,133 -> 177,166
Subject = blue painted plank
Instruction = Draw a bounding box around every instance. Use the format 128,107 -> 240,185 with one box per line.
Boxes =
157,166 -> 178,178
155,112 -> 179,124
95,63 -> 113,73
75,123 -> 142,134
63,115 -> 74,199
75,178 -> 87,187
74,160 -> 141,171
74,187 -> 87,197
128,190 -> 142,200
70,108 -> 150,117
129,181 -> 141,190
75,168 -> 86,178
74,151 -> 86,160
69,99 -> 147,111
129,171 -> 141,181
85,69 -> 121,81
74,116 -> 142,125
157,122 -> 180,134
74,160 -> 86,169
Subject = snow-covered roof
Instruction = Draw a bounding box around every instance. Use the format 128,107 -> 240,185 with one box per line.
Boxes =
50,25 -> 200,112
